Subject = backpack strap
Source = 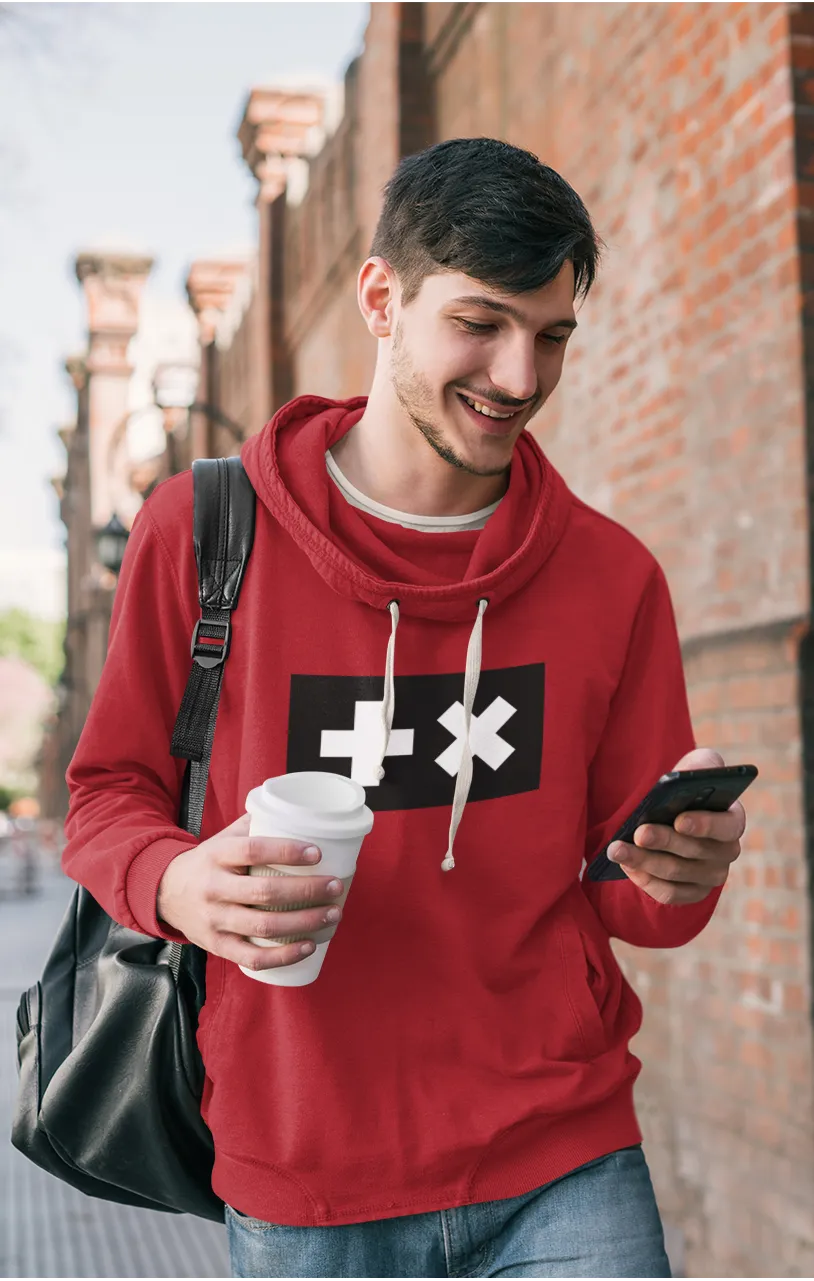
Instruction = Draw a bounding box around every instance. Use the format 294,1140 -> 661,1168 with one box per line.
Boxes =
170,457 -> 256,839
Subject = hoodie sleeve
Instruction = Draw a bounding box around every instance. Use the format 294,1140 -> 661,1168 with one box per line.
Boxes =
61,490 -> 198,943
581,561 -> 722,948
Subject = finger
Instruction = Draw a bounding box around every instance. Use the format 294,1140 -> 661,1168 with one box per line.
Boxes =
610,844 -> 728,886
218,902 -> 342,942
208,870 -> 345,909
217,834 -> 323,870
674,800 -> 746,843
615,862 -> 717,905
215,932 -> 318,972
627,824 -> 699,861
671,747 -> 726,772
609,828 -> 703,864
628,823 -> 740,865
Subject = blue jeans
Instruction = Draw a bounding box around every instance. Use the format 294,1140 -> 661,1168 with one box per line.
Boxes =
225,1145 -> 671,1278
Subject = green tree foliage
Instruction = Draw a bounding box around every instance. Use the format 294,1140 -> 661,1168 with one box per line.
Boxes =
0,608 -> 66,688
0,782 -> 26,811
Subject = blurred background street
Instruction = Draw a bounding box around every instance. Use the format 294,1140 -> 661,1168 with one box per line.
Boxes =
2,1 -> 814,1275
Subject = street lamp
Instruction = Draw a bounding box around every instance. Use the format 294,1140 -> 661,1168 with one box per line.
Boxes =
152,362 -> 248,444
95,512 -> 130,576
153,362 -> 199,417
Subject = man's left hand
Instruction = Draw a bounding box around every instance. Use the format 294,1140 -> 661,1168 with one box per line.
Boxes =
606,748 -> 746,906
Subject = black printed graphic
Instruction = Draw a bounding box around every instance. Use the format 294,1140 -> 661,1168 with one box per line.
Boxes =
286,664 -> 545,812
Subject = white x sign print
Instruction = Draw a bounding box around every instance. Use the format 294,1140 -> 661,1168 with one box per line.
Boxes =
435,696 -> 516,777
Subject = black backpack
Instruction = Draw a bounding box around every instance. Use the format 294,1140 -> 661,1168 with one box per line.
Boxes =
10,456 -> 256,1222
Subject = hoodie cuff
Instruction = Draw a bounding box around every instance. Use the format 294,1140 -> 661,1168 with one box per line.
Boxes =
632,880 -> 724,948
125,836 -> 197,943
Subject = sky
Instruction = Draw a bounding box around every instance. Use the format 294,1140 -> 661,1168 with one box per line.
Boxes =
0,1 -> 369,619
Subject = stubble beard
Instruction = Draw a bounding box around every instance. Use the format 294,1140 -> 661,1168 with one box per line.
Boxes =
390,320 -> 511,479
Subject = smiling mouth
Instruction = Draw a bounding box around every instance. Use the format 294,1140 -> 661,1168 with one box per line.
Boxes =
457,392 -> 522,421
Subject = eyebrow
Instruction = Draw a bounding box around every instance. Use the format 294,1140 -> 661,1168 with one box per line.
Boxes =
448,295 -> 578,330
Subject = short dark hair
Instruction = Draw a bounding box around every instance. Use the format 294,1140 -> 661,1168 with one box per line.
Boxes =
370,137 -> 603,307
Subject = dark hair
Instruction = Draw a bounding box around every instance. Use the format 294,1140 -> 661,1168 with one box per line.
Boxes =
369,137 -> 603,307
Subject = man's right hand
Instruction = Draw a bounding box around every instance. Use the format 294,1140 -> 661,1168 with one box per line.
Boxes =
156,812 -> 345,971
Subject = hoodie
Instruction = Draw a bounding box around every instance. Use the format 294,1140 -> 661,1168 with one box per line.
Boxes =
62,395 -> 720,1227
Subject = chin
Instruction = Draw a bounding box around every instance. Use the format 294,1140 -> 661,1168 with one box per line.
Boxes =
439,427 -> 516,477
462,448 -> 515,479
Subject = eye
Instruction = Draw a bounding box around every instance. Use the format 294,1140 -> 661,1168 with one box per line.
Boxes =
457,319 -> 494,334
544,334 -> 568,346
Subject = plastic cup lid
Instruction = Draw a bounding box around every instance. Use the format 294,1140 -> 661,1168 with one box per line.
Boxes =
245,771 -> 374,840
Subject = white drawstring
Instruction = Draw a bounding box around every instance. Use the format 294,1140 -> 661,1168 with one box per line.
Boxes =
374,597 -> 489,872
441,598 -> 488,871
376,600 -> 400,782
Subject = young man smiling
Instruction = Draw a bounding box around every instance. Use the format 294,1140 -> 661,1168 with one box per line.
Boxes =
63,138 -> 746,1278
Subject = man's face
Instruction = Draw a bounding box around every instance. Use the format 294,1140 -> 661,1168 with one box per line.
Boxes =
388,263 -> 577,477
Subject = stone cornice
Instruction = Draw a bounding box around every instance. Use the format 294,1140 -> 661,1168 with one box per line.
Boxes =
64,355 -> 88,390
238,87 -> 326,202
85,333 -> 133,377
186,258 -> 252,345
75,251 -> 154,284
75,250 -> 153,347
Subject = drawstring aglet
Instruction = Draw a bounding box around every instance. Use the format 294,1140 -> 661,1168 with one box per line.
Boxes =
441,853 -> 455,872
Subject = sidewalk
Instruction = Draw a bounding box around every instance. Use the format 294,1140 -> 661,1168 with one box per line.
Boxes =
0,862 -> 230,1278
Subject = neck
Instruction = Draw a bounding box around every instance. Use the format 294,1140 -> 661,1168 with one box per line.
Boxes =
331,384 -> 510,517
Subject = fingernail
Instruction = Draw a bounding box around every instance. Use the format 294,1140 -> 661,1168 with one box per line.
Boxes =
300,941 -> 315,955
304,846 -> 321,862
607,843 -> 621,861
327,879 -> 343,895
325,907 -> 341,923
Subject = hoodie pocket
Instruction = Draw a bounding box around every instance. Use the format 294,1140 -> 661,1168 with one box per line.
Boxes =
556,914 -> 608,1061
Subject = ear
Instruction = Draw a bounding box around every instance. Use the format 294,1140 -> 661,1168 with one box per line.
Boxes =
358,257 -> 398,339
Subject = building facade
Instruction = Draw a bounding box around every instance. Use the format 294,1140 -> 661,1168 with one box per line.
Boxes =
45,3 -> 814,1273
41,252 -> 157,819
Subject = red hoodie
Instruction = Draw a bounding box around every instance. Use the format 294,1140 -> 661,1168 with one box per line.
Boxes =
63,395 -> 719,1227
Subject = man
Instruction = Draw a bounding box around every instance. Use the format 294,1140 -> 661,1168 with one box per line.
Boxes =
63,138 -> 746,1278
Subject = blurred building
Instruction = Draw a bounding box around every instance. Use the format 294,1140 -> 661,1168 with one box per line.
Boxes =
42,2 -> 814,1274
40,253 -> 199,819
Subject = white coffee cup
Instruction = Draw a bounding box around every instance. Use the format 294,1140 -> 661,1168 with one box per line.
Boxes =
240,771 -> 374,986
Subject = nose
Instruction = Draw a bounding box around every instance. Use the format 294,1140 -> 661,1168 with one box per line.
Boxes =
487,333 -> 539,406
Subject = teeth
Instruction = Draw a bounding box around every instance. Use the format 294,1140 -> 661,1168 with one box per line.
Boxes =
462,395 -> 515,421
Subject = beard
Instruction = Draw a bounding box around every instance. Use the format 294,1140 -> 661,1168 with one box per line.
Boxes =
389,320 -> 511,478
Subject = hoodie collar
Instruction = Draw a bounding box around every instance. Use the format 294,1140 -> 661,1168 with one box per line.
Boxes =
240,395 -> 573,623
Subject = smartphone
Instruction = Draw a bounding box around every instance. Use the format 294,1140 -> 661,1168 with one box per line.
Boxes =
585,764 -> 759,883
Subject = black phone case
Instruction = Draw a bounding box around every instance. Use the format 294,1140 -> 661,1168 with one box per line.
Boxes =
585,764 -> 758,883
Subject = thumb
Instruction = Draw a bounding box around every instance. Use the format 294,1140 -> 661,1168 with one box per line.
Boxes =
671,746 -> 725,772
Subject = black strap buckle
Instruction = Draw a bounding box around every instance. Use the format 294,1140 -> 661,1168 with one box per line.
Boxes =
190,617 -> 231,669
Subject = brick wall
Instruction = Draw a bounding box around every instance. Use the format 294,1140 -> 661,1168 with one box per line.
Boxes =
205,3 -> 814,1271
286,5 -> 432,401
286,66 -> 370,399
423,3 -> 814,1272
282,34 -> 382,397
216,279 -> 259,445
631,620 -> 814,1274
